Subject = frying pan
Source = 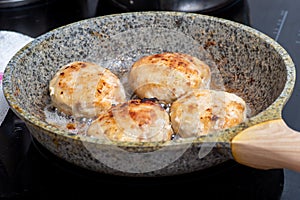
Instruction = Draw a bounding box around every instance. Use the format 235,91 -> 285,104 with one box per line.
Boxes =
2,11 -> 299,177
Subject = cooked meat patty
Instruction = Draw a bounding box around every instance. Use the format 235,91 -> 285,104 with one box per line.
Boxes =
170,89 -> 247,138
49,61 -> 126,118
87,99 -> 174,142
129,52 -> 211,103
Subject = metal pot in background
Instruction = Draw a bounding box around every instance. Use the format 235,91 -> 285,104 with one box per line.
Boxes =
0,0 -> 100,37
0,0 -> 43,8
110,0 -> 241,13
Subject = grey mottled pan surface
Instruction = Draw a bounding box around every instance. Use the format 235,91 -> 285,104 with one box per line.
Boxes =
3,11 -> 295,176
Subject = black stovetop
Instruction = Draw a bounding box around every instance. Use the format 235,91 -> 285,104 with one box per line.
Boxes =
0,0 -> 299,199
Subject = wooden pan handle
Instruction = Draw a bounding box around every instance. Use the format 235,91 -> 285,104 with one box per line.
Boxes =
231,119 -> 300,172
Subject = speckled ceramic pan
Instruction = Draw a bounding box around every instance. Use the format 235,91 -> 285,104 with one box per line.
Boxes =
3,11 -> 299,177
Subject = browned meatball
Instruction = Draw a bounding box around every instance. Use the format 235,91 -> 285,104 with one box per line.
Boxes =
49,61 -> 126,118
129,52 -> 211,103
170,89 -> 247,138
87,99 -> 174,142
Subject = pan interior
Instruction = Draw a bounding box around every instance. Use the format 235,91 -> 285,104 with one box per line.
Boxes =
4,12 -> 288,143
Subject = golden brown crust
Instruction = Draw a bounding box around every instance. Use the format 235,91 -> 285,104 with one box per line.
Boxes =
129,52 -> 211,103
132,52 -> 204,80
49,61 -> 126,118
170,89 -> 247,138
87,99 -> 174,142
